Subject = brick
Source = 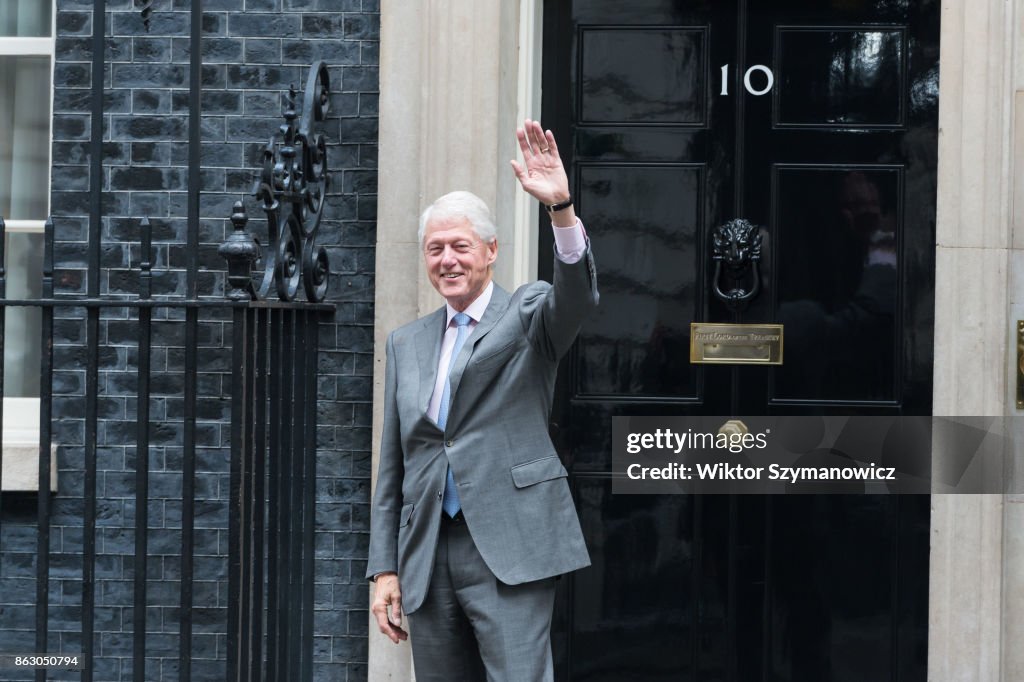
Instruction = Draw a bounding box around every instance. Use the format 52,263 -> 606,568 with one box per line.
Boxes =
225,64 -> 298,89
111,115 -> 187,141
243,38 -> 281,65
201,90 -> 242,114
128,192 -> 171,219
110,167 -> 188,191
203,64 -> 228,89
344,15 -> 379,40
334,324 -> 372,353
55,36 -> 91,61
204,38 -> 245,64
342,168 -> 377,194
313,663 -> 347,682
54,88 -> 131,114
133,37 -> 172,63
280,39 -> 359,66
353,403 -> 372,428
202,12 -> 226,36
301,15 -> 345,37
192,557 -> 227,583
228,13 -> 300,38
130,141 -> 173,166
52,114 -> 90,140
340,65 -> 379,93
315,503 -> 352,531
361,42 -> 380,66
0,604 -> 36,630
111,10 -> 190,37
56,11 -> 91,36
285,0 -> 360,9
245,0 -> 278,11
333,478 -> 369,504
52,140 -> 127,165
113,64 -> 188,89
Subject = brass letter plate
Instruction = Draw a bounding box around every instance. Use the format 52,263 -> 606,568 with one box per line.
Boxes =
689,323 -> 784,365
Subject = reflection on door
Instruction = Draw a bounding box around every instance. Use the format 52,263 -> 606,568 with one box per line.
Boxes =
542,1 -> 937,680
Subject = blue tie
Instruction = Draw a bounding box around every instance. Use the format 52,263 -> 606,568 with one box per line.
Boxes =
439,312 -> 471,517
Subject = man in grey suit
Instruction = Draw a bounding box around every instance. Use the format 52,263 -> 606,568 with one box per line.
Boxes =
367,120 -> 598,681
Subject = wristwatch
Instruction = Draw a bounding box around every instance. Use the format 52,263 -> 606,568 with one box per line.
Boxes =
545,196 -> 573,214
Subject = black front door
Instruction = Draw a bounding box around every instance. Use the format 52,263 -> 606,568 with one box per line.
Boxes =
541,1 -> 937,680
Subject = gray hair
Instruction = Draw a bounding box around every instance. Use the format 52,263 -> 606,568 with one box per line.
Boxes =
418,191 -> 497,248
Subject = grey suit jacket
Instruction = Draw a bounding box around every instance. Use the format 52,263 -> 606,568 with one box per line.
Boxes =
366,247 -> 598,614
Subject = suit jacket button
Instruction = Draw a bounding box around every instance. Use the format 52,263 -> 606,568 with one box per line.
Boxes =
437,491 -> 443,500
445,439 -> 454,447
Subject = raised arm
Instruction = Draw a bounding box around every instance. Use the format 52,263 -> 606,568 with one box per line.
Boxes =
510,120 -> 599,358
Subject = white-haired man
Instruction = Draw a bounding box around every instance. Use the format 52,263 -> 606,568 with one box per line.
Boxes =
366,120 -> 598,680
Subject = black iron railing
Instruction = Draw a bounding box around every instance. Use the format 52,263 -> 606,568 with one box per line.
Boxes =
0,60 -> 334,682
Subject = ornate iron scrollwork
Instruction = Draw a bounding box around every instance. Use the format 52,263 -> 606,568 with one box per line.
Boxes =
711,218 -> 762,312
223,62 -> 331,302
137,0 -> 153,32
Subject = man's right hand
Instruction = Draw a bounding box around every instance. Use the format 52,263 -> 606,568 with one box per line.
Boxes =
371,572 -> 408,643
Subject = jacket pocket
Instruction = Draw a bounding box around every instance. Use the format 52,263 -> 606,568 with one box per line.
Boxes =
511,456 -> 568,489
399,503 -> 414,527
472,338 -> 518,371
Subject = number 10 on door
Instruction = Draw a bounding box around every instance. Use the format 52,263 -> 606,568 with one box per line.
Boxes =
720,64 -> 775,96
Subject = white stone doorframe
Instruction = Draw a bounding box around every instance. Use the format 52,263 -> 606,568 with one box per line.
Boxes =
370,1 -> 1024,679
930,0 -> 1024,679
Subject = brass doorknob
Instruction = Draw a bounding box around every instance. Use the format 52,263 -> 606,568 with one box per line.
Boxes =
718,419 -> 749,437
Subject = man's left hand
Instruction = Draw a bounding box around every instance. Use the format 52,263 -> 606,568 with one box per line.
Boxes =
510,119 -> 572,208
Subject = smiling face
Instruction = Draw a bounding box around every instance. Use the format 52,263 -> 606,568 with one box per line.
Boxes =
423,215 -> 498,311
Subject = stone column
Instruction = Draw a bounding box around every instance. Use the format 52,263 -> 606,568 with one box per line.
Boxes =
930,0 -> 1023,679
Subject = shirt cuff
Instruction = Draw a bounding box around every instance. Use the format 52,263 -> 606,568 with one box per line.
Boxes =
553,218 -> 587,264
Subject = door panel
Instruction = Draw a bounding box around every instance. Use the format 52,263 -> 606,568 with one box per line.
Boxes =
580,28 -> 708,126
774,27 -> 906,128
565,477 -> 698,681
772,165 -> 902,403
575,164 -> 703,400
542,0 -> 937,680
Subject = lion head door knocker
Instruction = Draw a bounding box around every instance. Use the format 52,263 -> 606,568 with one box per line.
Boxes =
711,219 -> 762,313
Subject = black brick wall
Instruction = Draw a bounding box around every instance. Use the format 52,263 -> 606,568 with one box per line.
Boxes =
0,1 -> 377,680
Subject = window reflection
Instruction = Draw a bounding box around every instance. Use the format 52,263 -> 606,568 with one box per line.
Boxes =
775,168 -> 900,402
0,56 -> 51,220
910,64 -> 939,114
4,231 -> 43,397
779,30 -> 903,126
580,29 -> 705,124
0,1 -> 52,37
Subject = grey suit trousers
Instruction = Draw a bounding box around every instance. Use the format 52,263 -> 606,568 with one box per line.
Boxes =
408,516 -> 556,682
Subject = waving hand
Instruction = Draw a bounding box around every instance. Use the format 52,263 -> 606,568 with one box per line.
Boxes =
510,119 -> 571,208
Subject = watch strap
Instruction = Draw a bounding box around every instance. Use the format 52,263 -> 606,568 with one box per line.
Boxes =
545,196 -> 573,213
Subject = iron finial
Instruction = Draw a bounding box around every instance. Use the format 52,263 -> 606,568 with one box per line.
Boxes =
219,202 -> 260,301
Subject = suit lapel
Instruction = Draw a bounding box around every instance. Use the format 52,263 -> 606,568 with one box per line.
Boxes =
448,283 -> 511,401
414,307 -> 447,414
